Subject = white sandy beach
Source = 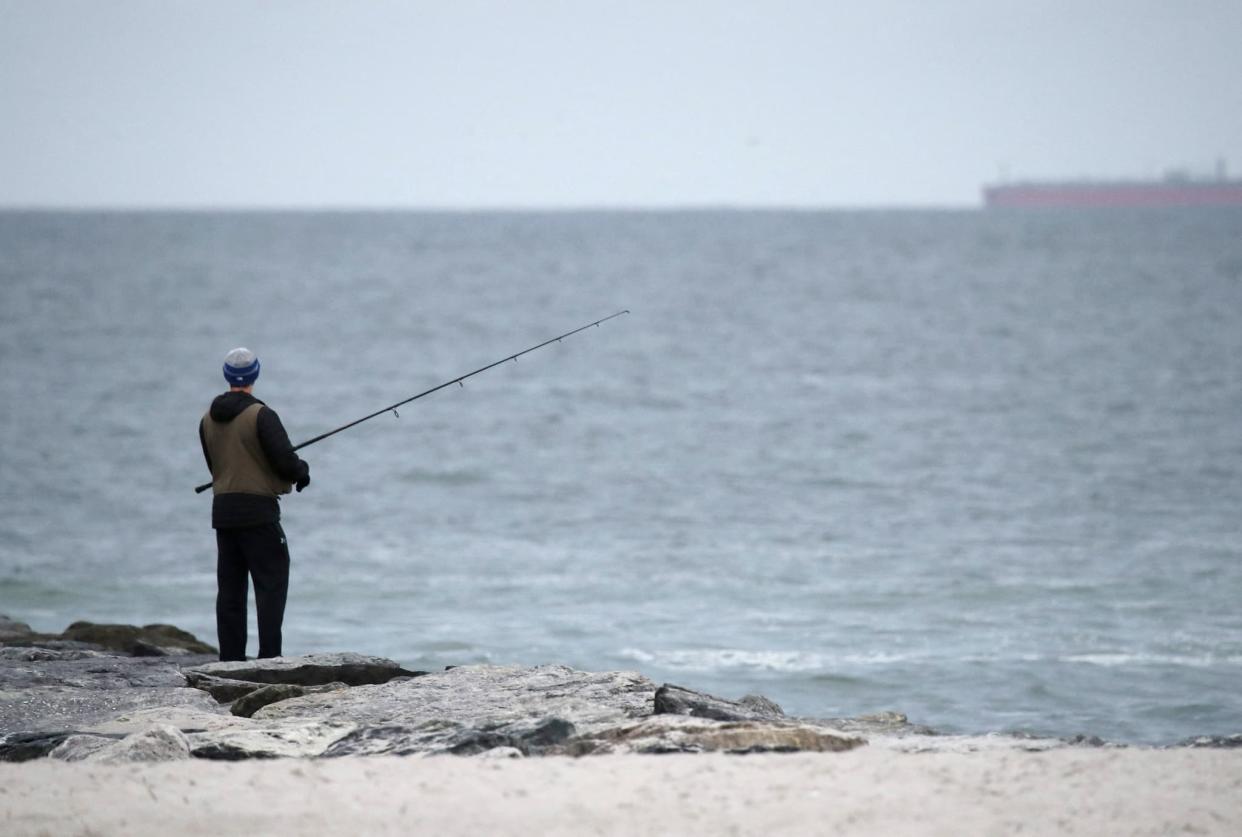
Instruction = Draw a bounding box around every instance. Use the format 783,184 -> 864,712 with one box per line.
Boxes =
4,747 -> 1241,836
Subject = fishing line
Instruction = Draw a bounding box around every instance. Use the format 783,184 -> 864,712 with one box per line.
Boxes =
195,310 -> 629,494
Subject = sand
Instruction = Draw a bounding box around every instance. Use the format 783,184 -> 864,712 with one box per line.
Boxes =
3,747 -> 1241,836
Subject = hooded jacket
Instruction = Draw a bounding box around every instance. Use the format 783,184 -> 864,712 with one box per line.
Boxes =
199,391 -> 309,528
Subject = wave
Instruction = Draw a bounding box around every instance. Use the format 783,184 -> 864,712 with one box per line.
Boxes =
1061,653 -> 1242,668
616,647 -> 1242,673
616,647 -> 913,673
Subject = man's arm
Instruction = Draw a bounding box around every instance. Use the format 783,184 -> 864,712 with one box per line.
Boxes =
199,418 -> 213,474
256,406 -> 310,486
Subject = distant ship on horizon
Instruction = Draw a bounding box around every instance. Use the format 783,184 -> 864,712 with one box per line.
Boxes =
983,160 -> 1242,208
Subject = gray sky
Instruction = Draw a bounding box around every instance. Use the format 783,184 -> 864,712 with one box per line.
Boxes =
2,0 -> 1240,208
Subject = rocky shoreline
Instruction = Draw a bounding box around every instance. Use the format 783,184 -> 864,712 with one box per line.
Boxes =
1,615 -> 1236,764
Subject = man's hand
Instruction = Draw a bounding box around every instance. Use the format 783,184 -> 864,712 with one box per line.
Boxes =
296,469 -> 311,493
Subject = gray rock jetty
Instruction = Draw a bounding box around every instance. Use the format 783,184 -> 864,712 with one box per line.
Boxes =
0,617 -> 879,762
2,615 -> 1090,763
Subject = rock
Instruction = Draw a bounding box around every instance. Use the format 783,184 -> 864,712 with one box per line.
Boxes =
445,717 -> 577,756
737,694 -> 786,717
6,639 -> 108,653
49,733 -> 120,761
232,684 -> 307,718
130,640 -> 172,657
823,710 -> 938,737
0,685 -> 222,737
183,671 -> 267,704
187,721 -> 354,760
256,664 -> 655,730
0,647 -> 108,662
578,714 -> 865,755
0,654 -> 223,733
653,683 -> 786,721
186,653 -> 423,688
190,740 -> 282,760
0,619 -> 217,656
180,664 -> 656,760
318,717 -> 576,758
523,717 -> 577,748
0,615 -> 34,642
80,706 -> 251,737
38,725 -> 194,764
0,731 -> 89,762
230,682 -> 349,718
59,622 -> 217,656
1176,734 -> 1242,749
0,653 -> 192,691
91,724 -> 191,763
316,724 -> 456,758
854,710 -> 909,726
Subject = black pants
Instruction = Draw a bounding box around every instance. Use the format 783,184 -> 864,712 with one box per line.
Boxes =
215,522 -> 290,661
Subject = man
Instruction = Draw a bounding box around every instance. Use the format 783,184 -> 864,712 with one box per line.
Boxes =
199,347 -> 310,661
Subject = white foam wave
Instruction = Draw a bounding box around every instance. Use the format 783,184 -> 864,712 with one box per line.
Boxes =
1062,653 -> 1242,668
616,647 -> 916,673
617,648 -> 1242,673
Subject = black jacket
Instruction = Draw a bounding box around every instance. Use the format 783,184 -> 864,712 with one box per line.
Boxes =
200,391 -> 309,528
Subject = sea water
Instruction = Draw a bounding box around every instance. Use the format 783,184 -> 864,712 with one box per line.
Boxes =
1,209 -> 1240,745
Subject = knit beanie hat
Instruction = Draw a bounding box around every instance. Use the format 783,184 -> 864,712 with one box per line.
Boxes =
223,347 -> 261,387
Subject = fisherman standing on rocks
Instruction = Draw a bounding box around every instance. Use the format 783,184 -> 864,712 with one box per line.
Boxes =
199,348 -> 310,662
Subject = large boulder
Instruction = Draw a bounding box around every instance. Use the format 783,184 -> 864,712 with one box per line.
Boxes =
1,731 -> 108,762
183,671 -> 269,703
821,710 -> 938,738
142,663 -> 655,760
230,682 -> 349,718
576,714 -> 865,755
92,724 -> 192,763
49,733 -> 121,761
0,647 -> 108,663
187,720 -> 356,760
186,653 -> 423,688
0,620 -> 216,656
0,615 -> 34,642
254,664 -> 656,731
148,664 -> 659,759
33,724 -> 193,763
251,668 -> 864,758
58,622 -> 217,655
0,619 -> 217,656
320,717 -> 577,758
653,683 -> 787,721
0,654 -> 223,735
0,652 -> 192,691
1177,734 -> 1242,749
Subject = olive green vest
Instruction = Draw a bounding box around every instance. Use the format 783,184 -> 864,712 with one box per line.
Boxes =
201,403 -> 293,498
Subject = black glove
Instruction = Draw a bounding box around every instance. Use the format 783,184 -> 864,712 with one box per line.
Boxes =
295,466 -> 310,493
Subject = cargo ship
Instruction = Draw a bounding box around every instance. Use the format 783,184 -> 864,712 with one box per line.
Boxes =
983,163 -> 1242,208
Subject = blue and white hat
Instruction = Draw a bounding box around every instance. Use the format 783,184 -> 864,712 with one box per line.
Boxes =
223,347 -> 261,387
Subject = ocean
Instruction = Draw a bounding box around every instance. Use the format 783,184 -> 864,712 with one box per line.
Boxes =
1,209 -> 1240,745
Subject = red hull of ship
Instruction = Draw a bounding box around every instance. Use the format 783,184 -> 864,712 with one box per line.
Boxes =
983,182 -> 1242,208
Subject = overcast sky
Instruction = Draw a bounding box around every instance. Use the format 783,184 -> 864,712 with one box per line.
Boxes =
2,0 -> 1240,208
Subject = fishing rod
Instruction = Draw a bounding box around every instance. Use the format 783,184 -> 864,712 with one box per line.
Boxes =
195,309 -> 629,494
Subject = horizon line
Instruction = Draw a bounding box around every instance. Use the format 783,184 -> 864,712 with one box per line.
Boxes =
0,201 -> 981,213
